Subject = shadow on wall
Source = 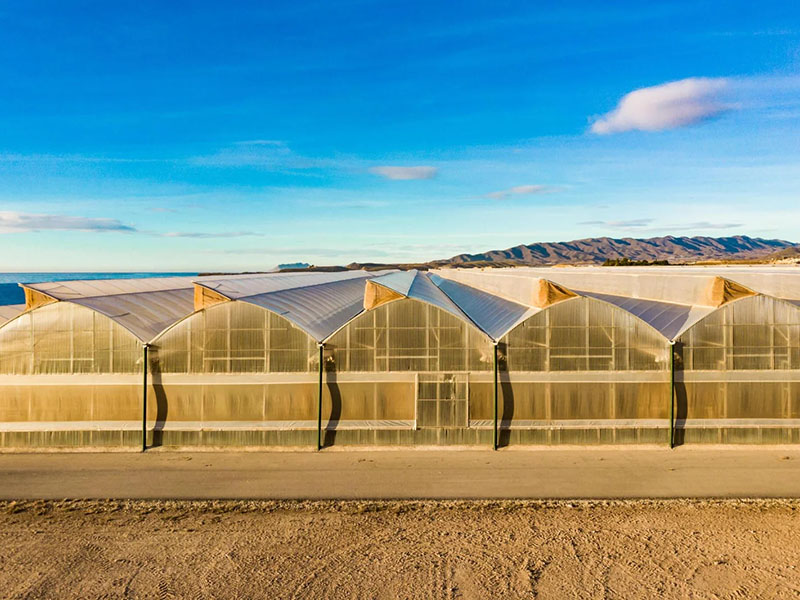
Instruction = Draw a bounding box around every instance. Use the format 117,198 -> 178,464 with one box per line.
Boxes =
673,342 -> 687,447
323,357 -> 341,448
498,342 -> 514,449
148,349 -> 169,448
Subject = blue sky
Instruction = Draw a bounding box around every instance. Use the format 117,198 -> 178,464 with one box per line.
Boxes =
1,0 -> 800,271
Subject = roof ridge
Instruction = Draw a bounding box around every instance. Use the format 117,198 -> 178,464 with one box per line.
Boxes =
214,272 -> 373,301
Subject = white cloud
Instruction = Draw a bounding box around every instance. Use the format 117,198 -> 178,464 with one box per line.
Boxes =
0,211 -> 267,239
590,77 -> 730,134
0,211 -> 136,233
487,184 -> 553,199
369,166 -> 438,180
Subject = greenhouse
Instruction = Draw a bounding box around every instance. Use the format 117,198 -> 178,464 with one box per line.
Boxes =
150,270 -> 383,447
0,266 -> 798,448
437,266 -> 800,446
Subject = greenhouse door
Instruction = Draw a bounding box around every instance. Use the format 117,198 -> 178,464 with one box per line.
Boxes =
416,373 -> 468,428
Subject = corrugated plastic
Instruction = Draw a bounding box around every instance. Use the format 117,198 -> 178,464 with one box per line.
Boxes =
429,274 -> 536,339
369,270 -> 475,325
576,290 -> 715,340
241,277 -> 372,342
195,270 -> 375,299
0,304 -> 25,326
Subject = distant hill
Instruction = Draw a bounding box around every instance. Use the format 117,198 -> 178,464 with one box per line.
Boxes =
763,246 -> 800,263
444,235 -> 797,266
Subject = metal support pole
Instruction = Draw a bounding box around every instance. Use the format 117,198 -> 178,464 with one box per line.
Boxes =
142,344 -> 149,453
669,341 -> 675,449
317,343 -> 323,451
493,342 -> 498,451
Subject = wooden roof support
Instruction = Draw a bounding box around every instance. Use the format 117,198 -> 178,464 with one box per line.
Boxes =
705,276 -> 757,307
363,280 -> 404,310
193,285 -> 230,311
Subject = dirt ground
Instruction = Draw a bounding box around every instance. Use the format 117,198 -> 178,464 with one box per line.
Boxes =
3,448 -> 800,500
1,499 -> 799,599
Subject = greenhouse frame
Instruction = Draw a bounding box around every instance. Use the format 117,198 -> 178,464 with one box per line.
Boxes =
0,266 -> 798,449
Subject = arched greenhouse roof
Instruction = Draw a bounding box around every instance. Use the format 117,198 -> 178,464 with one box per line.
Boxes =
0,304 -> 25,326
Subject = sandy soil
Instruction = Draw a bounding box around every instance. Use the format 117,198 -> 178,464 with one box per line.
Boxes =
1,500 -> 799,599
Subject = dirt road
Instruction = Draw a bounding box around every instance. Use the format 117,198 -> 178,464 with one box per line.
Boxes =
1,499 -> 799,599
2,447 -> 800,499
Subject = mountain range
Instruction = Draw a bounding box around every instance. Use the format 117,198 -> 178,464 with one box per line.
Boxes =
444,235 -> 797,266
340,236 -> 798,271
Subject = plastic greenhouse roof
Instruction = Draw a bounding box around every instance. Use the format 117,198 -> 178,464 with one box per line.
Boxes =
369,270 -> 478,326
431,268 -> 719,341
194,270 -> 377,300
22,276 -> 199,299
20,277 -> 199,343
0,304 -> 25,325
72,289 -> 197,343
575,290 -> 715,340
238,277 -> 375,342
429,274 -> 536,339
467,266 -> 800,307
18,271 -> 389,344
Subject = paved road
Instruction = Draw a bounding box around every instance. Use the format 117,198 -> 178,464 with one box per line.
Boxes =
1,447 -> 799,500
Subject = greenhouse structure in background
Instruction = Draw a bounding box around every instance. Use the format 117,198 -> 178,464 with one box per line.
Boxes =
0,266 -> 798,449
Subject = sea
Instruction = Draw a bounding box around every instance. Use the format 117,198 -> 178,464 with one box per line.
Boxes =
0,273 -> 197,305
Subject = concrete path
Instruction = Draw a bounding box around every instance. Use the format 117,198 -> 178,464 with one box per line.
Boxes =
1,446 -> 800,500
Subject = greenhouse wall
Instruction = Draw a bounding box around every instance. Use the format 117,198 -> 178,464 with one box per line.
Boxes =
150,300 -> 320,447
493,297 -> 672,445
675,295 -> 800,444
323,298 -> 494,446
0,303 -> 146,448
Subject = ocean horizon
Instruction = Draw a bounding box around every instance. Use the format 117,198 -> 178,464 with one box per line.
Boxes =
0,272 -> 197,305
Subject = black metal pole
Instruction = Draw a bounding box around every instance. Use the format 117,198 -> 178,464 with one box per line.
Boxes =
317,343 -> 323,451
669,341 -> 675,449
493,342 -> 498,451
142,344 -> 148,453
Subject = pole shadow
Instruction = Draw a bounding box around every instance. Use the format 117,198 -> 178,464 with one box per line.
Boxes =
497,342 -> 514,448
673,342 -> 687,447
148,349 -> 169,448
323,360 -> 341,448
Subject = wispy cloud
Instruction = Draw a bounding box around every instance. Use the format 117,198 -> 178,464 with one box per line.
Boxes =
487,184 -> 554,199
157,231 -> 263,239
580,218 -> 742,232
233,139 -> 284,146
0,210 -> 267,239
188,140 -> 299,168
669,221 -> 743,231
0,211 -> 136,233
590,77 -> 730,134
369,166 -> 438,180
579,218 -> 653,228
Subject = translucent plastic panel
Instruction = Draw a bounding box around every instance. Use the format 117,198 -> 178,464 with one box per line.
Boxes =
502,297 -> 668,372
0,385 -> 141,422
154,302 -> 317,374
680,382 -> 790,419
680,296 -> 800,371
326,299 -> 493,372
145,383 -> 318,423
0,304 -> 141,375
550,383 -> 611,419
496,382 -> 668,422
322,382 -> 415,421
